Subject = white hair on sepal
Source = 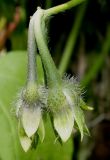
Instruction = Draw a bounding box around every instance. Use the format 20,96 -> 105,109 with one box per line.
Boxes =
62,74 -> 82,97
10,87 -> 24,117
13,83 -> 47,120
37,85 -> 48,107
62,73 -> 80,87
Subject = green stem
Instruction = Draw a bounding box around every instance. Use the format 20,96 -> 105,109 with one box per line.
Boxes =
33,8 -> 62,88
45,0 -> 86,17
59,3 -> 87,75
27,17 -> 37,83
32,0 -> 86,87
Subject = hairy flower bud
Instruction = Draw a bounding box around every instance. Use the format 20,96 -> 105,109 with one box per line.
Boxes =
16,82 -> 47,151
32,7 -> 90,143
48,88 -> 74,142
47,76 -> 89,142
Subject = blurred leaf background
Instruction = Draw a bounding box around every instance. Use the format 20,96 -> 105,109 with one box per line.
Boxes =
0,0 -> 110,160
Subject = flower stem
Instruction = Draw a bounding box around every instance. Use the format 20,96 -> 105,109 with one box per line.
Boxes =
45,0 -> 86,17
33,0 -> 86,87
33,8 -> 62,88
27,17 -> 37,83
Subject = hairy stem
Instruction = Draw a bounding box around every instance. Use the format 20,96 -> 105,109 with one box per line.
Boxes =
27,17 -> 37,83
45,0 -> 86,17
33,8 -> 62,88
32,0 -> 86,87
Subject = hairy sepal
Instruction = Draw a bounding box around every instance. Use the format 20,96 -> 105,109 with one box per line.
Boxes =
63,89 -> 88,141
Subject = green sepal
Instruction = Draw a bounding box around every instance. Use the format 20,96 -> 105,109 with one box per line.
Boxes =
31,133 -> 39,149
83,123 -> 90,136
18,121 -> 32,152
23,83 -> 39,104
80,98 -> 93,111
37,118 -> 45,142
49,114 -> 63,145
73,105 -> 85,141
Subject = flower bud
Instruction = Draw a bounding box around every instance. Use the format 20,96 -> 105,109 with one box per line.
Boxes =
53,107 -> 74,142
47,88 -> 74,142
47,76 -> 89,142
21,105 -> 41,137
16,82 -> 47,151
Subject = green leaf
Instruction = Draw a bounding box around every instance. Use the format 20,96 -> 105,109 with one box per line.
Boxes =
0,51 -> 26,160
0,51 -> 41,160
0,51 -> 73,160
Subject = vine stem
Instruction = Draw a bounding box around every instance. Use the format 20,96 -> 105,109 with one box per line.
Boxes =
45,0 -> 86,17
